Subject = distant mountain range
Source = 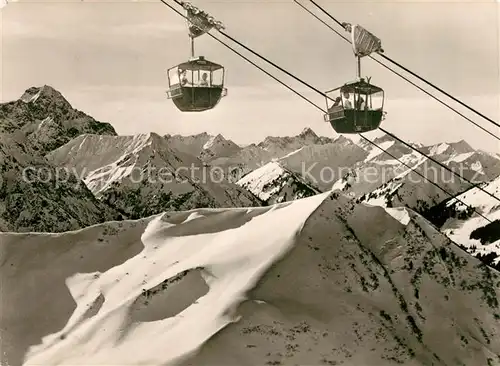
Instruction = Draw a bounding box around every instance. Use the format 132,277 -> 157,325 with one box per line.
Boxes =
2,85 -> 500,366
47,132 -> 261,219
1,85 -> 499,270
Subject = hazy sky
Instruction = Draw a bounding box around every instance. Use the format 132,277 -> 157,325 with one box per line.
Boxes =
1,0 -> 499,152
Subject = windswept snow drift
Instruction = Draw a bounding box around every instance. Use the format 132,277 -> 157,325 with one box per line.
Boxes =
12,193 -> 329,366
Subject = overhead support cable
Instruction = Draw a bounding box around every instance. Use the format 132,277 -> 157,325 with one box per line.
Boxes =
159,0 -> 500,206
296,0 -> 500,138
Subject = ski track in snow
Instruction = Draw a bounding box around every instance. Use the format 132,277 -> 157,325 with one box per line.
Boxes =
22,192 -> 330,366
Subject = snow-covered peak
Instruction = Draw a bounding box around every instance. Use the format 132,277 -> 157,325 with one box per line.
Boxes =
20,85 -> 71,108
199,134 -> 241,162
298,127 -> 318,139
360,139 -> 415,166
427,139 -> 474,157
202,134 -> 224,150
429,143 -> 450,156
332,135 -> 353,146
165,132 -> 214,157
47,133 -> 166,183
237,161 -> 320,204
277,141 -> 369,192
257,128 -> 331,158
364,140 -> 396,162
437,147 -> 500,181
372,134 -> 396,146
356,134 -> 415,164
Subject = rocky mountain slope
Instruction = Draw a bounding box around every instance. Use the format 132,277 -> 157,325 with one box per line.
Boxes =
257,127 -> 334,157
164,132 -> 213,158
2,192 -> 499,366
198,133 -> 241,162
208,143 -> 273,183
47,132 -> 262,219
164,128 -> 340,185
421,140 -> 500,181
0,86 -> 123,232
237,162 -> 321,205
340,138 -> 500,271
199,130 -> 363,187
165,132 -> 241,163
0,85 -> 116,155
279,137 -> 369,191
164,133 -> 270,182
357,158 -> 476,214
0,131 -> 122,232
0,86 -> 264,232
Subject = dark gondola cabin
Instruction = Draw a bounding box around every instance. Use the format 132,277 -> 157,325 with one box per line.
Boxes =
166,56 -> 227,112
324,78 -> 384,133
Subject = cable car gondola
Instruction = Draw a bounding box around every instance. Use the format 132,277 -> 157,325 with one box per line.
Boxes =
324,23 -> 386,133
166,2 -> 227,112
167,56 -> 226,112
324,78 -> 384,133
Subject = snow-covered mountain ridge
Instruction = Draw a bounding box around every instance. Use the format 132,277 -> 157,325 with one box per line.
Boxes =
2,192 -> 499,366
47,132 -> 262,218
167,129 -> 499,207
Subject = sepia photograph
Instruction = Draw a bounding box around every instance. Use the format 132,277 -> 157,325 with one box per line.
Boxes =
1,0 -> 500,365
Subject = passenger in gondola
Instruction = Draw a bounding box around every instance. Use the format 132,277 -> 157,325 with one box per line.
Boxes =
180,69 -> 188,86
200,72 -> 209,86
356,96 -> 365,110
343,91 -> 353,109
327,96 -> 342,115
